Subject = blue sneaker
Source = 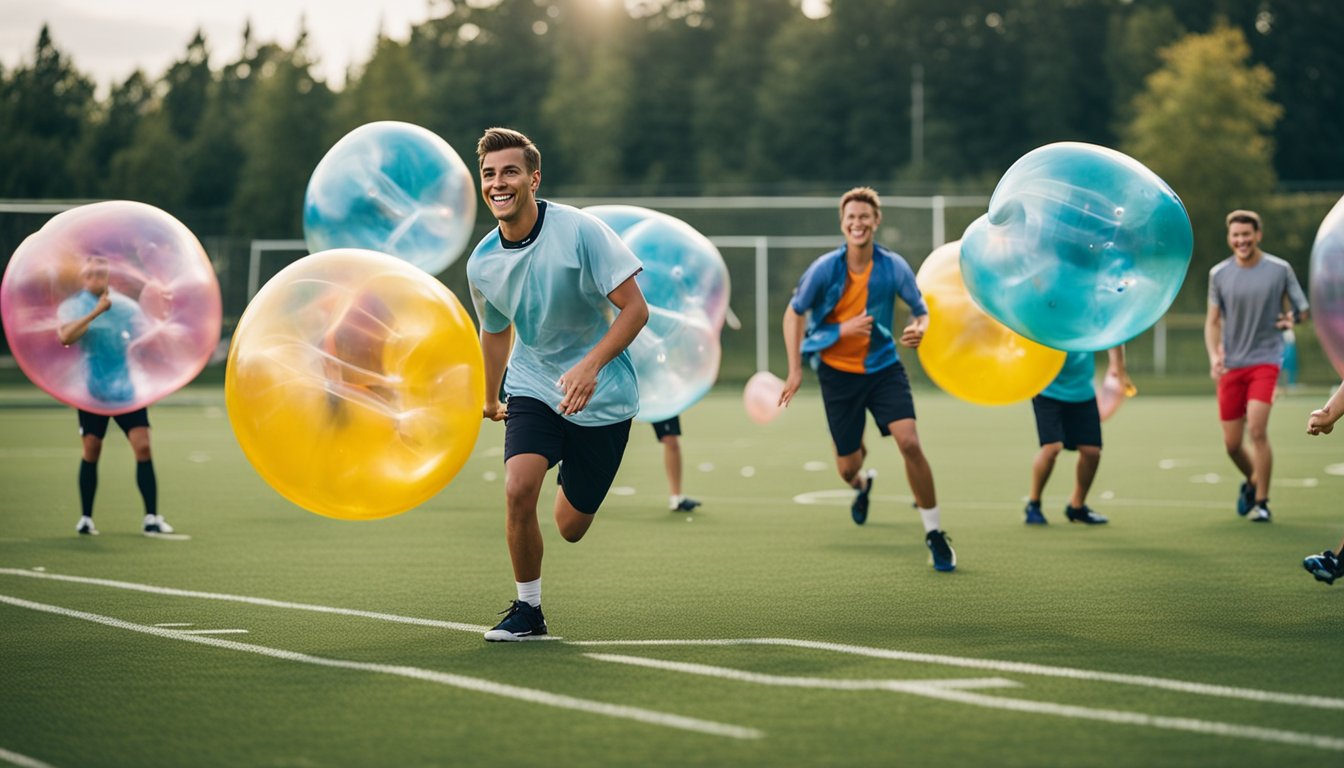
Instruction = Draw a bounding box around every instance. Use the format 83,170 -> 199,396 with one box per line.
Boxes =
1024,501 -> 1048,525
1065,505 -> 1108,525
925,530 -> 956,572
484,600 -> 548,642
1236,481 -> 1255,516
673,497 -> 701,512
851,470 -> 874,525
1303,550 -> 1341,585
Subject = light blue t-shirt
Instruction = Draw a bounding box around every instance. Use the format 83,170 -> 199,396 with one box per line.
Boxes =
466,201 -> 643,426
56,290 -> 145,405
1040,351 -> 1096,403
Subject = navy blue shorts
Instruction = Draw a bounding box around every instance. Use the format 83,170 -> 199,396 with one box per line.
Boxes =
816,362 -> 915,457
78,408 -> 150,439
503,396 -> 632,515
1031,395 -> 1101,450
651,417 -> 681,441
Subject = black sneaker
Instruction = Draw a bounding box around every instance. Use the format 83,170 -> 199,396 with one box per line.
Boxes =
1247,503 -> 1272,523
1024,502 -> 1048,525
1065,505 -> 1108,525
1303,550 -> 1342,585
851,470 -> 874,525
484,600 -> 548,642
674,497 -> 701,512
1236,481 -> 1255,516
925,530 -> 956,572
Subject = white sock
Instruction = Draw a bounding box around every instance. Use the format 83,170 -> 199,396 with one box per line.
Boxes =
669,495 -> 683,510
918,505 -> 941,533
516,578 -> 541,608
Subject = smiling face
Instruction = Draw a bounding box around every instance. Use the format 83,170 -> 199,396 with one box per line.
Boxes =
479,147 -> 539,229
1227,221 -> 1262,262
841,200 -> 880,250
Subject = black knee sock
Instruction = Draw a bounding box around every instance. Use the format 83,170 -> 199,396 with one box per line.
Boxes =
79,460 -> 97,517
136,459 -> 157,518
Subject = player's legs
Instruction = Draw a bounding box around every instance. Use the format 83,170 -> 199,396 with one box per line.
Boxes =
504,453 -> 549,581
1072,445 -> 1101,509
889,418 -> 935,509
660,435 -> 683,497
1245,399 -> 1273,504
552,416 -> 632,542
1030,443 -> 1063,502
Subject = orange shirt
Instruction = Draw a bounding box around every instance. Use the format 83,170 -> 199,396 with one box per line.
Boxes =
819,261 -> 871,373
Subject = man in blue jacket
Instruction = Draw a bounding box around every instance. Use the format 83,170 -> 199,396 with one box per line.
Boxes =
779,187 -> 955,572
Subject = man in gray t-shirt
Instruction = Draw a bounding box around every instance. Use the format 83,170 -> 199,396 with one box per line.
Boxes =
1204,209 -> 1309,523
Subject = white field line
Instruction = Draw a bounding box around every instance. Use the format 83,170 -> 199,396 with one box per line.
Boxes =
0,568 -> 491,634
177,629 -> 250,635
586,653 -> 1344,753
0,747 -> 58,768
790,490 -> 1234,510
572,639 -> 1344,711
0,594 -> 760,741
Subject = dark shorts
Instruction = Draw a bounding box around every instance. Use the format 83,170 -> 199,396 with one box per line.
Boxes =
651,417 -> 681,441
503,396 -> 632,515
816,362 -> 916,457
77,408 -> 150,439
1031,395 -> 1101,450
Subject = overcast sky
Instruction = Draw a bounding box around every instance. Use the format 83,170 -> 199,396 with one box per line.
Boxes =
0,0 -> 442,91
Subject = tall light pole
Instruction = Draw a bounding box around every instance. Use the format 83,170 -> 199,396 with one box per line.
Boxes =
911,62 -> 924,169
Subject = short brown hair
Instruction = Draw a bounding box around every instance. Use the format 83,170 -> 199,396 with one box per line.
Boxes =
839,186 -> 881,217
476,127 -> 541,174
1225,209 -> 1262,231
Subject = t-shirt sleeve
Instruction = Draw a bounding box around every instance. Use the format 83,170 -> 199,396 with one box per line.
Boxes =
582,216 -> 642,297
469,283 -> 511,335
56,295 -> 83,325
1207,266 -> 1222,310
894,259 -> 927,316
1284,263 -> 1309,314
789,261 -> 823,315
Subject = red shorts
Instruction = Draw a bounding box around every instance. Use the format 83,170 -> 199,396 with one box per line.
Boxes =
1217,364 -> 1279,421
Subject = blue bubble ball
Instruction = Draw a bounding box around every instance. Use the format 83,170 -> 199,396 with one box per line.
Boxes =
959,142 -> 1192,352
584,205 -> 729,422
304,121 -> 476,275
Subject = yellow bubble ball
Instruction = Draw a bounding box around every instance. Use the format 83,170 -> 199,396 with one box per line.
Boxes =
225,249 -> 485,519
916,240 -> 1065,406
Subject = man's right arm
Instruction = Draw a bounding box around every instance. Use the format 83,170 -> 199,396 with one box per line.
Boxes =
1204,302 -> 1224,380
56,293 -> 111,346
480,326 -> 513,421
780,305 -> 807,407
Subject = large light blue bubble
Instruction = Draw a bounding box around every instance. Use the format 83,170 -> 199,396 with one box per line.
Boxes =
304,121 -> 476,276
584,205 -> 728,422
960,142 -> 1192,352
1309,195 -> 1344,377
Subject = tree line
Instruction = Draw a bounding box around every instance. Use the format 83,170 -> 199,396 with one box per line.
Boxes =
1,0 -> 1341,307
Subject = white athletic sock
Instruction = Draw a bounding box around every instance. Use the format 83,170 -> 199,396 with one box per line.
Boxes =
516,578 -> 541,608
918,505 -> 942,533
669,495 -> 683,510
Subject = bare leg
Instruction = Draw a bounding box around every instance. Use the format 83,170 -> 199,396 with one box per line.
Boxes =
889,419 -> 936,509
1245,400 -> 1273,502
661,435 -> 682,497
1071,445 -> 1101,508
503,454 -> 548,582
1030,442 -> 1062,502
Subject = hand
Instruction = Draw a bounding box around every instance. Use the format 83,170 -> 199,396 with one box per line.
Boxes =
779,369 -> 803,408
93,291 -> 112,316
557,360 -> 600,415
1275,312 -> 1294,330
1208,357 -> 1225,381
483,400 -> 508,422
839,312 -> 873,339
899,319 -> 925,348
1307,408 -> 1334,435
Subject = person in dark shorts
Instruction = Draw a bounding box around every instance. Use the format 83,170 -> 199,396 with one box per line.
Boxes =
1024,347 -> 1128,526
57,256 -> 172,536
651,417 -> 700,512
466,127 -> 649,641
779,186 -> 955,572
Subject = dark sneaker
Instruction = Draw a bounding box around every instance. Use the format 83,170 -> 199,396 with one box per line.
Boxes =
674,497 -> 701,512
1247,504 -> 1272,523
851,470 -> 874,525
925,530 -> 956,572
1065,505 -> 1108,525
1303,550 -> 1341,585
484,600 -> 548,642
1236,481 -> 1255,517
76,516 -> 99,535
1024,502 -> 1048,525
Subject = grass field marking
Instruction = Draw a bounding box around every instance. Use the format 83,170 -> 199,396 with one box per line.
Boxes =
0,746 -> 58,768
0,567 -> 490,633
573,639 -> 1344,711
583,653 -> 1344,752
153,623 -> 194,627
0,593 -> 762,741
585,653 -> 1021,692
177,629 -> 250,635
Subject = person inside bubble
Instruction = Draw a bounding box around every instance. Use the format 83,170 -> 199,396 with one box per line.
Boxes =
318,288 -> 399,422
56,255 -> 174,536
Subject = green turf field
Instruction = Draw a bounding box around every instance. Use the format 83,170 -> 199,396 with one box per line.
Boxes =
2,385 -> 1342,767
